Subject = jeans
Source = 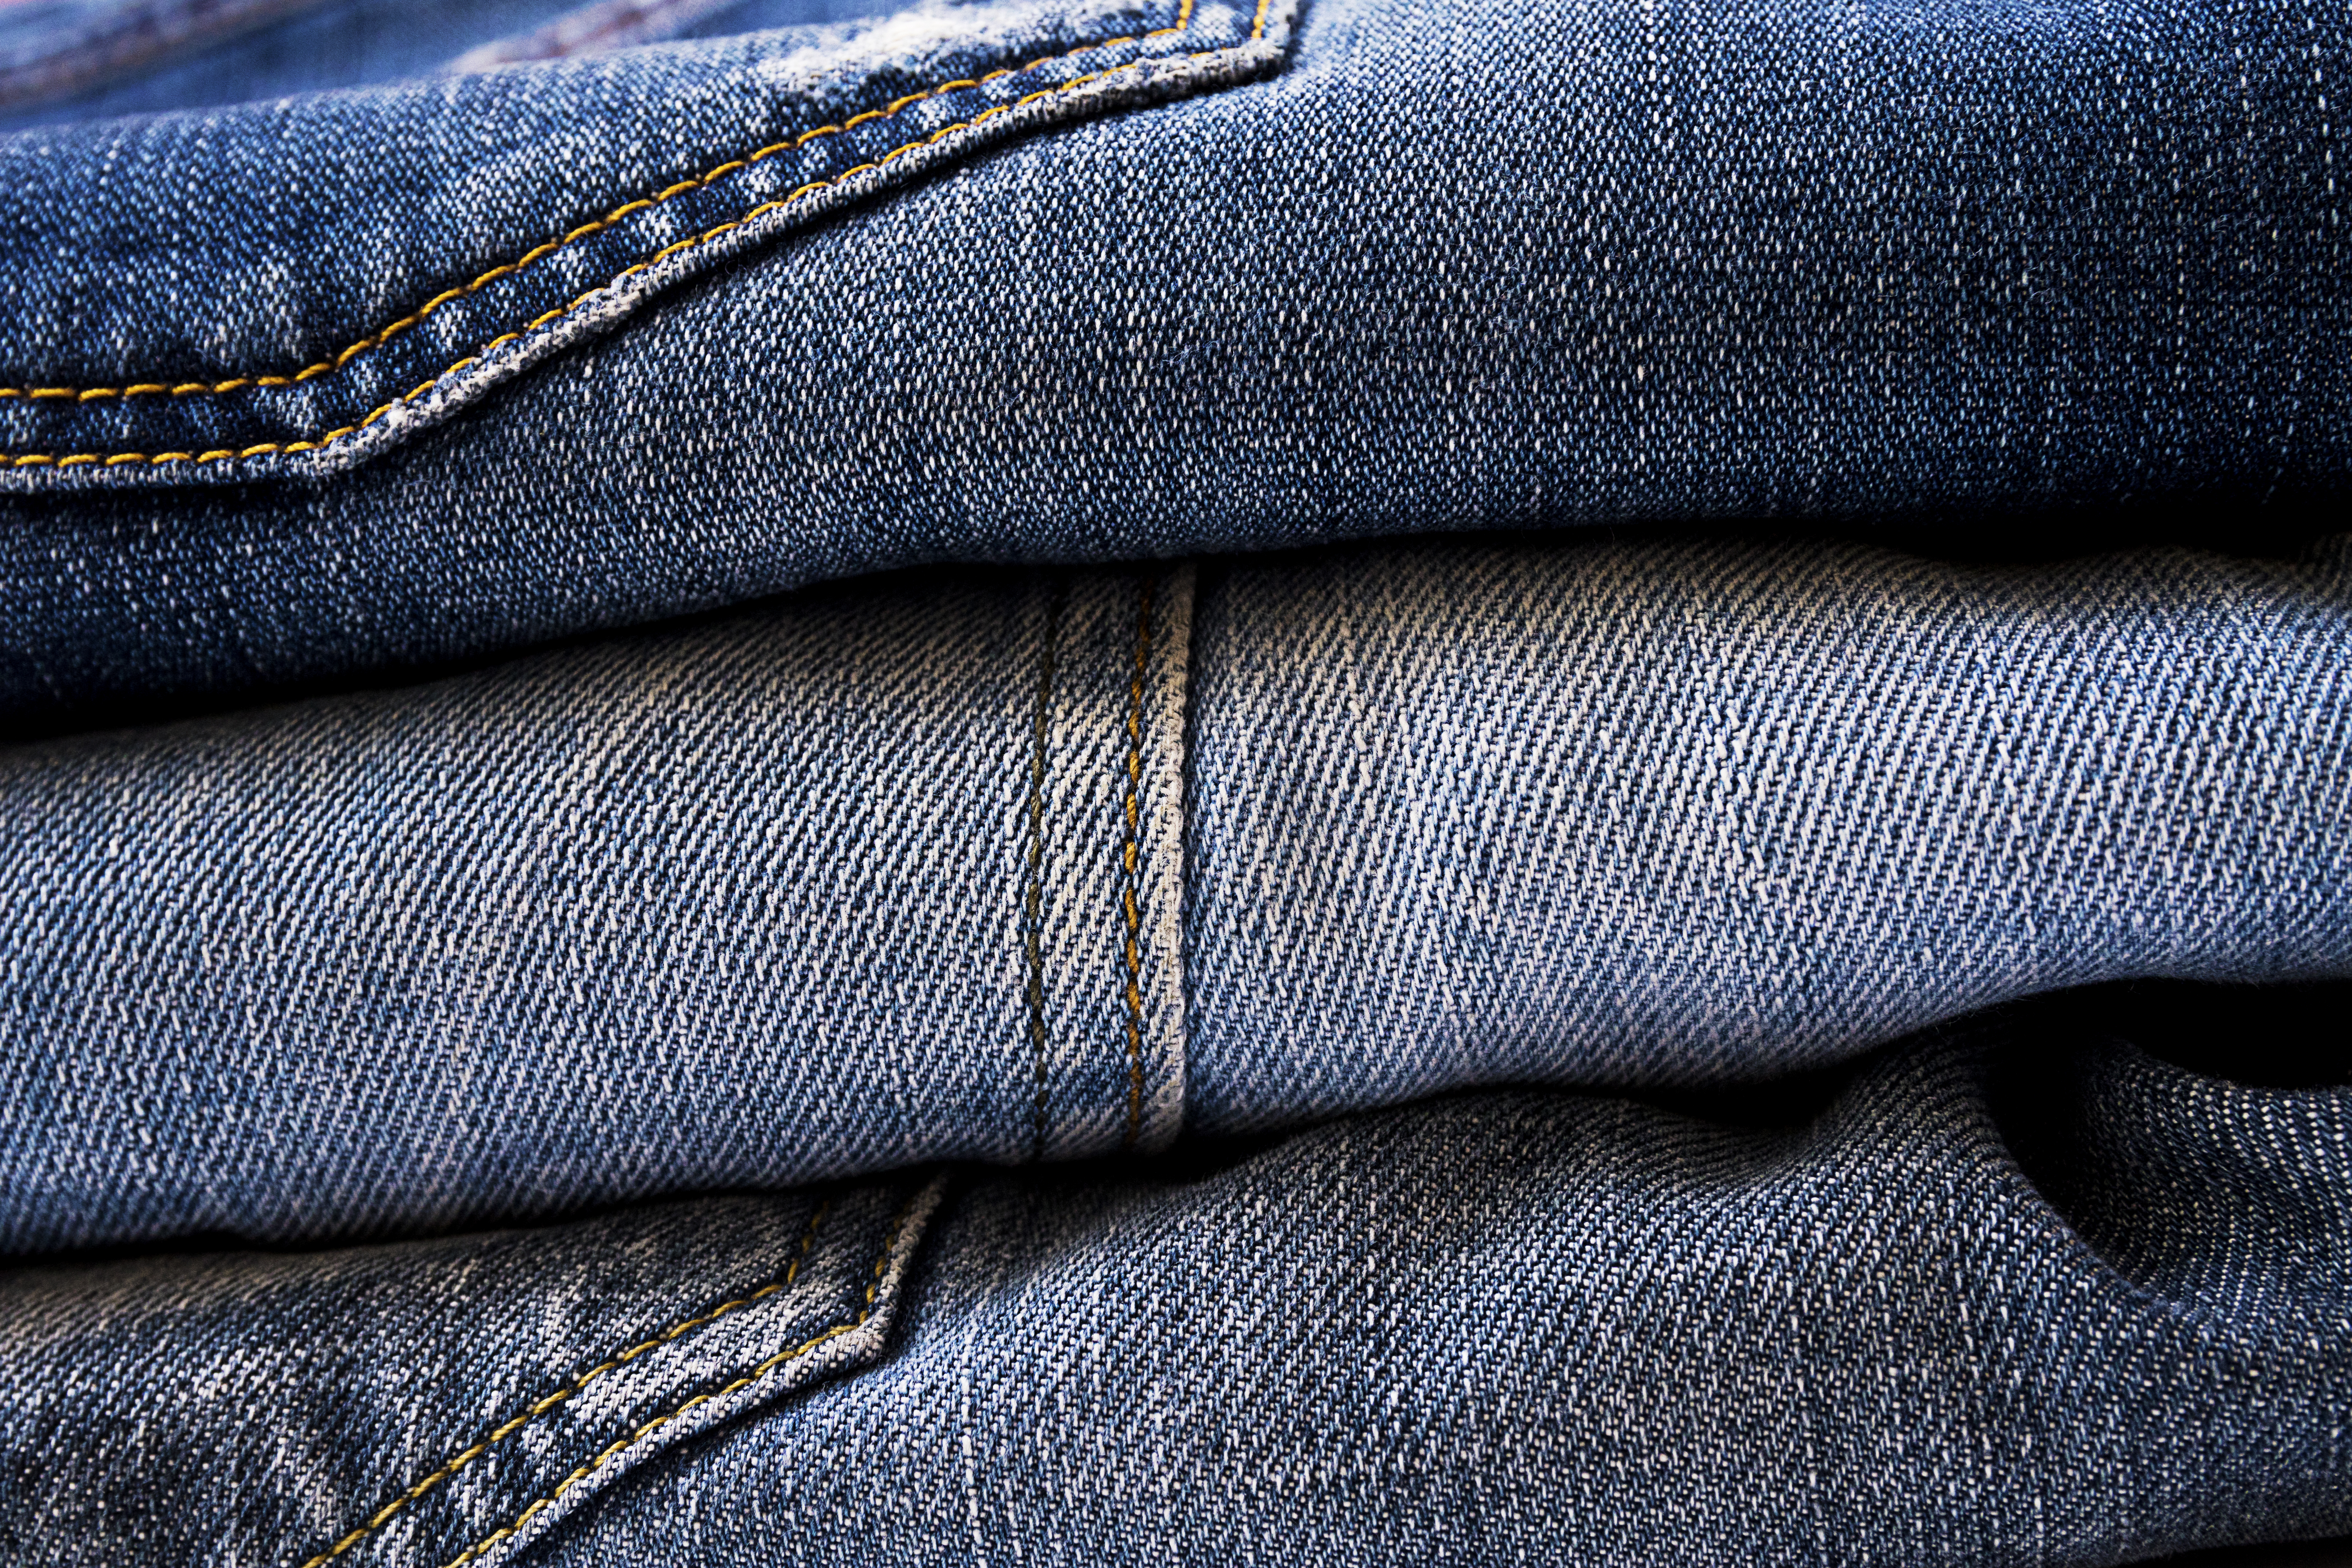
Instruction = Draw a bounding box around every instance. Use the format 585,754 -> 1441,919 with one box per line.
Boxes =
5,533 -> 2346,1253
0,0 -> 2346,1562
4,1007 -> 2345,1566
2,0 -> 2343,728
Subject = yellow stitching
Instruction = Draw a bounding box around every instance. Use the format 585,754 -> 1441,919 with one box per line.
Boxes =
289,1202 -> 831,1568
432,1193 -> 923,1568
1,0 -> 1203,408
1118,577 -> 1154,1149
2,0 -> 1297,473
2,40 -> 1264,470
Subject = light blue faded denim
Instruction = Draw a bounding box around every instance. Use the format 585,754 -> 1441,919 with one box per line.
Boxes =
2,1002 -> 2344,1567
3,531 -> 2345,1254
2,0 -> 2346,726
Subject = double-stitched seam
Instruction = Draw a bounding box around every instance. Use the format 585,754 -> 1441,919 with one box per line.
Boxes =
430,1190 -> 926,1568
289,1201 -> 830,1568
1024,577 -> 1065,1160
1117,576 -> 1155,1149
3,2 -> 1198,405
1,0 -> 1289,472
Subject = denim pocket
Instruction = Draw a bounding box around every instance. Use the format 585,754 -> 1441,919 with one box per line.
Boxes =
0,1172 -> 947,1568
0,0 -> 1299,488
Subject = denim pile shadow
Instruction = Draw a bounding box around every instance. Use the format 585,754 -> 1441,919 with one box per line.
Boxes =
0,0 -> 2346,1564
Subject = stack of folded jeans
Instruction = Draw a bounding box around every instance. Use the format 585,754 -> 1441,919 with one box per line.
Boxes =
1,0 -> 2346,1562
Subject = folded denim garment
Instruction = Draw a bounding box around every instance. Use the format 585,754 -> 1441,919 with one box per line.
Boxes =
4,1004 -> 2343,1566
0,0 -> 901,130
5,532 -> 2345,1253
1,0 -> 2346,1561
2,0 -> 2344,724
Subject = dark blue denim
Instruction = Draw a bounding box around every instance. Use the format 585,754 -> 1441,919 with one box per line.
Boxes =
2,0 -> 2344,726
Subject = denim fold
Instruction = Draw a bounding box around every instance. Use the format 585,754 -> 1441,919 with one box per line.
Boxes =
4,0 -> 2343,725
4,1006 -> 2343,1566
4,532 -> 2345,1252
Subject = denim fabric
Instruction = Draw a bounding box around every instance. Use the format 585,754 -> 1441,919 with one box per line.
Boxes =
4,532 -> 2345,1253
1,0 -> 2347,1555
0,1171 -> 947,1568
0,0 -> 898,129
1182,533 -> 2352,1127
2,0 -> 2344,725
0,0 -> 339,115
0,563 -> 1194,1251
443,0 -> 905,75
3,1006 -> 2343,1567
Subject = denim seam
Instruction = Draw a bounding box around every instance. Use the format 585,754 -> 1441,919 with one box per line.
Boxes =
433,1180 -> 940,1568
1026,575 -> 1066,1161
1,0 -> 1290,474
2,4 -> 1204,408
287,1199 -> 831,1568
1117,575 -> 1156,1148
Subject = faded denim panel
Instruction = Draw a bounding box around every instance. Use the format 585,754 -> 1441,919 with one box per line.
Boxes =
525,1019 -> 2352,1566
1185,534 -> 2352,1130
0,564 -> 1189,1252
1,533 -> 2344,1252
2,0 -> 2345,724
0,1172 -> 946,1568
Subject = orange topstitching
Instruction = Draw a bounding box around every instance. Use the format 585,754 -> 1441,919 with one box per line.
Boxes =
290,1202 -> 831,1568
2,0 -> 1276,472
429,1190 -> 922,1568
